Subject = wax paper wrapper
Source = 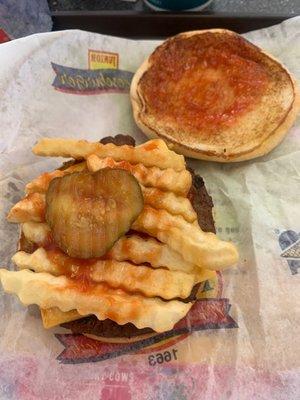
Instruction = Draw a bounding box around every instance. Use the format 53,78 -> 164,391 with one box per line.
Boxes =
0,17 -> 299,400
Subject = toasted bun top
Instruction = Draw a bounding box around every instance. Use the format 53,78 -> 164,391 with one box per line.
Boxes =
131,29 -> 300,162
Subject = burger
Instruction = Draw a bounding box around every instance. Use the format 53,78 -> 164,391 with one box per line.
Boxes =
0,134 -> 238,343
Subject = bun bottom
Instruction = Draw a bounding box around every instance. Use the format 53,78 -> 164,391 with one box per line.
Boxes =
84,332 -> 157,344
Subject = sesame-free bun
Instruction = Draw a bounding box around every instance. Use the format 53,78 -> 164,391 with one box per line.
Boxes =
131,29 -> 300,162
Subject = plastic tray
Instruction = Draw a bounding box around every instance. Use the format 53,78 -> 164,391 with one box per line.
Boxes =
51,11 -> 289,39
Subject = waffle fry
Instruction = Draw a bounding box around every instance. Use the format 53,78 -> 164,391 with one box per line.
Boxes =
133,206 -> 239,270
7,193 -> 45,223
25,162 -> 86,194
13,248 -> 197,299
33,138 -> 185,171
87,155 -> 191,195
0,269 -> 192,332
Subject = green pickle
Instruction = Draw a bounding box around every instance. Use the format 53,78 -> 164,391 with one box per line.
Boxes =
46,169 -> 144,258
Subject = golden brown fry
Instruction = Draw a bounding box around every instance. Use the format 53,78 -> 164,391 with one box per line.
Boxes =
15,183 -> 194,225
108,238 -> 216,281
142,186 -> 196,222
21,223 -> 198,274
108,235 -> 199,273
25,162 -> 86,194
21,223 -> 215,279
0,269 -> 192,332
12,248 -> 197,300
22,222 -> 51,245
2,135 -> 240,335
24,186 -> 196,224
26,170 -> 64,194
33,138 -> 185,171
7,193 -> 45,223
18,201 -> 238,271
133,206 -> 239,270
41,307 -> 82,329
87,155 -> 191,195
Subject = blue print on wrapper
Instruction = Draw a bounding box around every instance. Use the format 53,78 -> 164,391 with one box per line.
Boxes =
279,230 -> 300,274
51,63 -> 133,94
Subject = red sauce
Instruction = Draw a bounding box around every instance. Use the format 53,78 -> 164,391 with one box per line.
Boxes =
116,159 -> 134,172
105,297 -> 140,321
105,158 -> 135,174
141,35 -> 269,133
25,193 -> 46,221
45,247 -> 97,292
40,171 -> 64,189
41,232 -> 55,249
143,142 -> 158,151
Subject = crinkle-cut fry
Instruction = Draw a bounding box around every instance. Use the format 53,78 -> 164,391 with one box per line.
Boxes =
14,185 -> 193,225
87,155 -> 191,195
41,307 -> 83,328
7,193 -> 45,223
25,178 -> 195,223
26,170 -> 64,194
142,186 -> 196,222
41,307 -> 82,329
41,265 -> 215,329
21,223 -> 215,280
109,237 -> 216,282
108,235 -> 199,274
132,206 -> 239,271
32,138 -> 185,171
18,205 -> 237,271
0,269 -> 192,332
12,248 -> 196,300
21,223 -> 197,274
22,222 -> 51,245
25,162 -> 86,194
25,160 -> 193,220
14,201 -> 237,271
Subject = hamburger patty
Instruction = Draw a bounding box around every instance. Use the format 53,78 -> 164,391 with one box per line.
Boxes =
187,168 -> 215,234
61,135 -> 215,339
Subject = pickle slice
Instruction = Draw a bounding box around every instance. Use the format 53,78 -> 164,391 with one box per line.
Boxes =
46,169 -> 144,258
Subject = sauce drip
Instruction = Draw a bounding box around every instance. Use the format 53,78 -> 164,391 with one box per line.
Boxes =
45,247 -> 97,292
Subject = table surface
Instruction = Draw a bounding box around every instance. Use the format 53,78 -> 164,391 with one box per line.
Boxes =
49,0 -> 300,15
